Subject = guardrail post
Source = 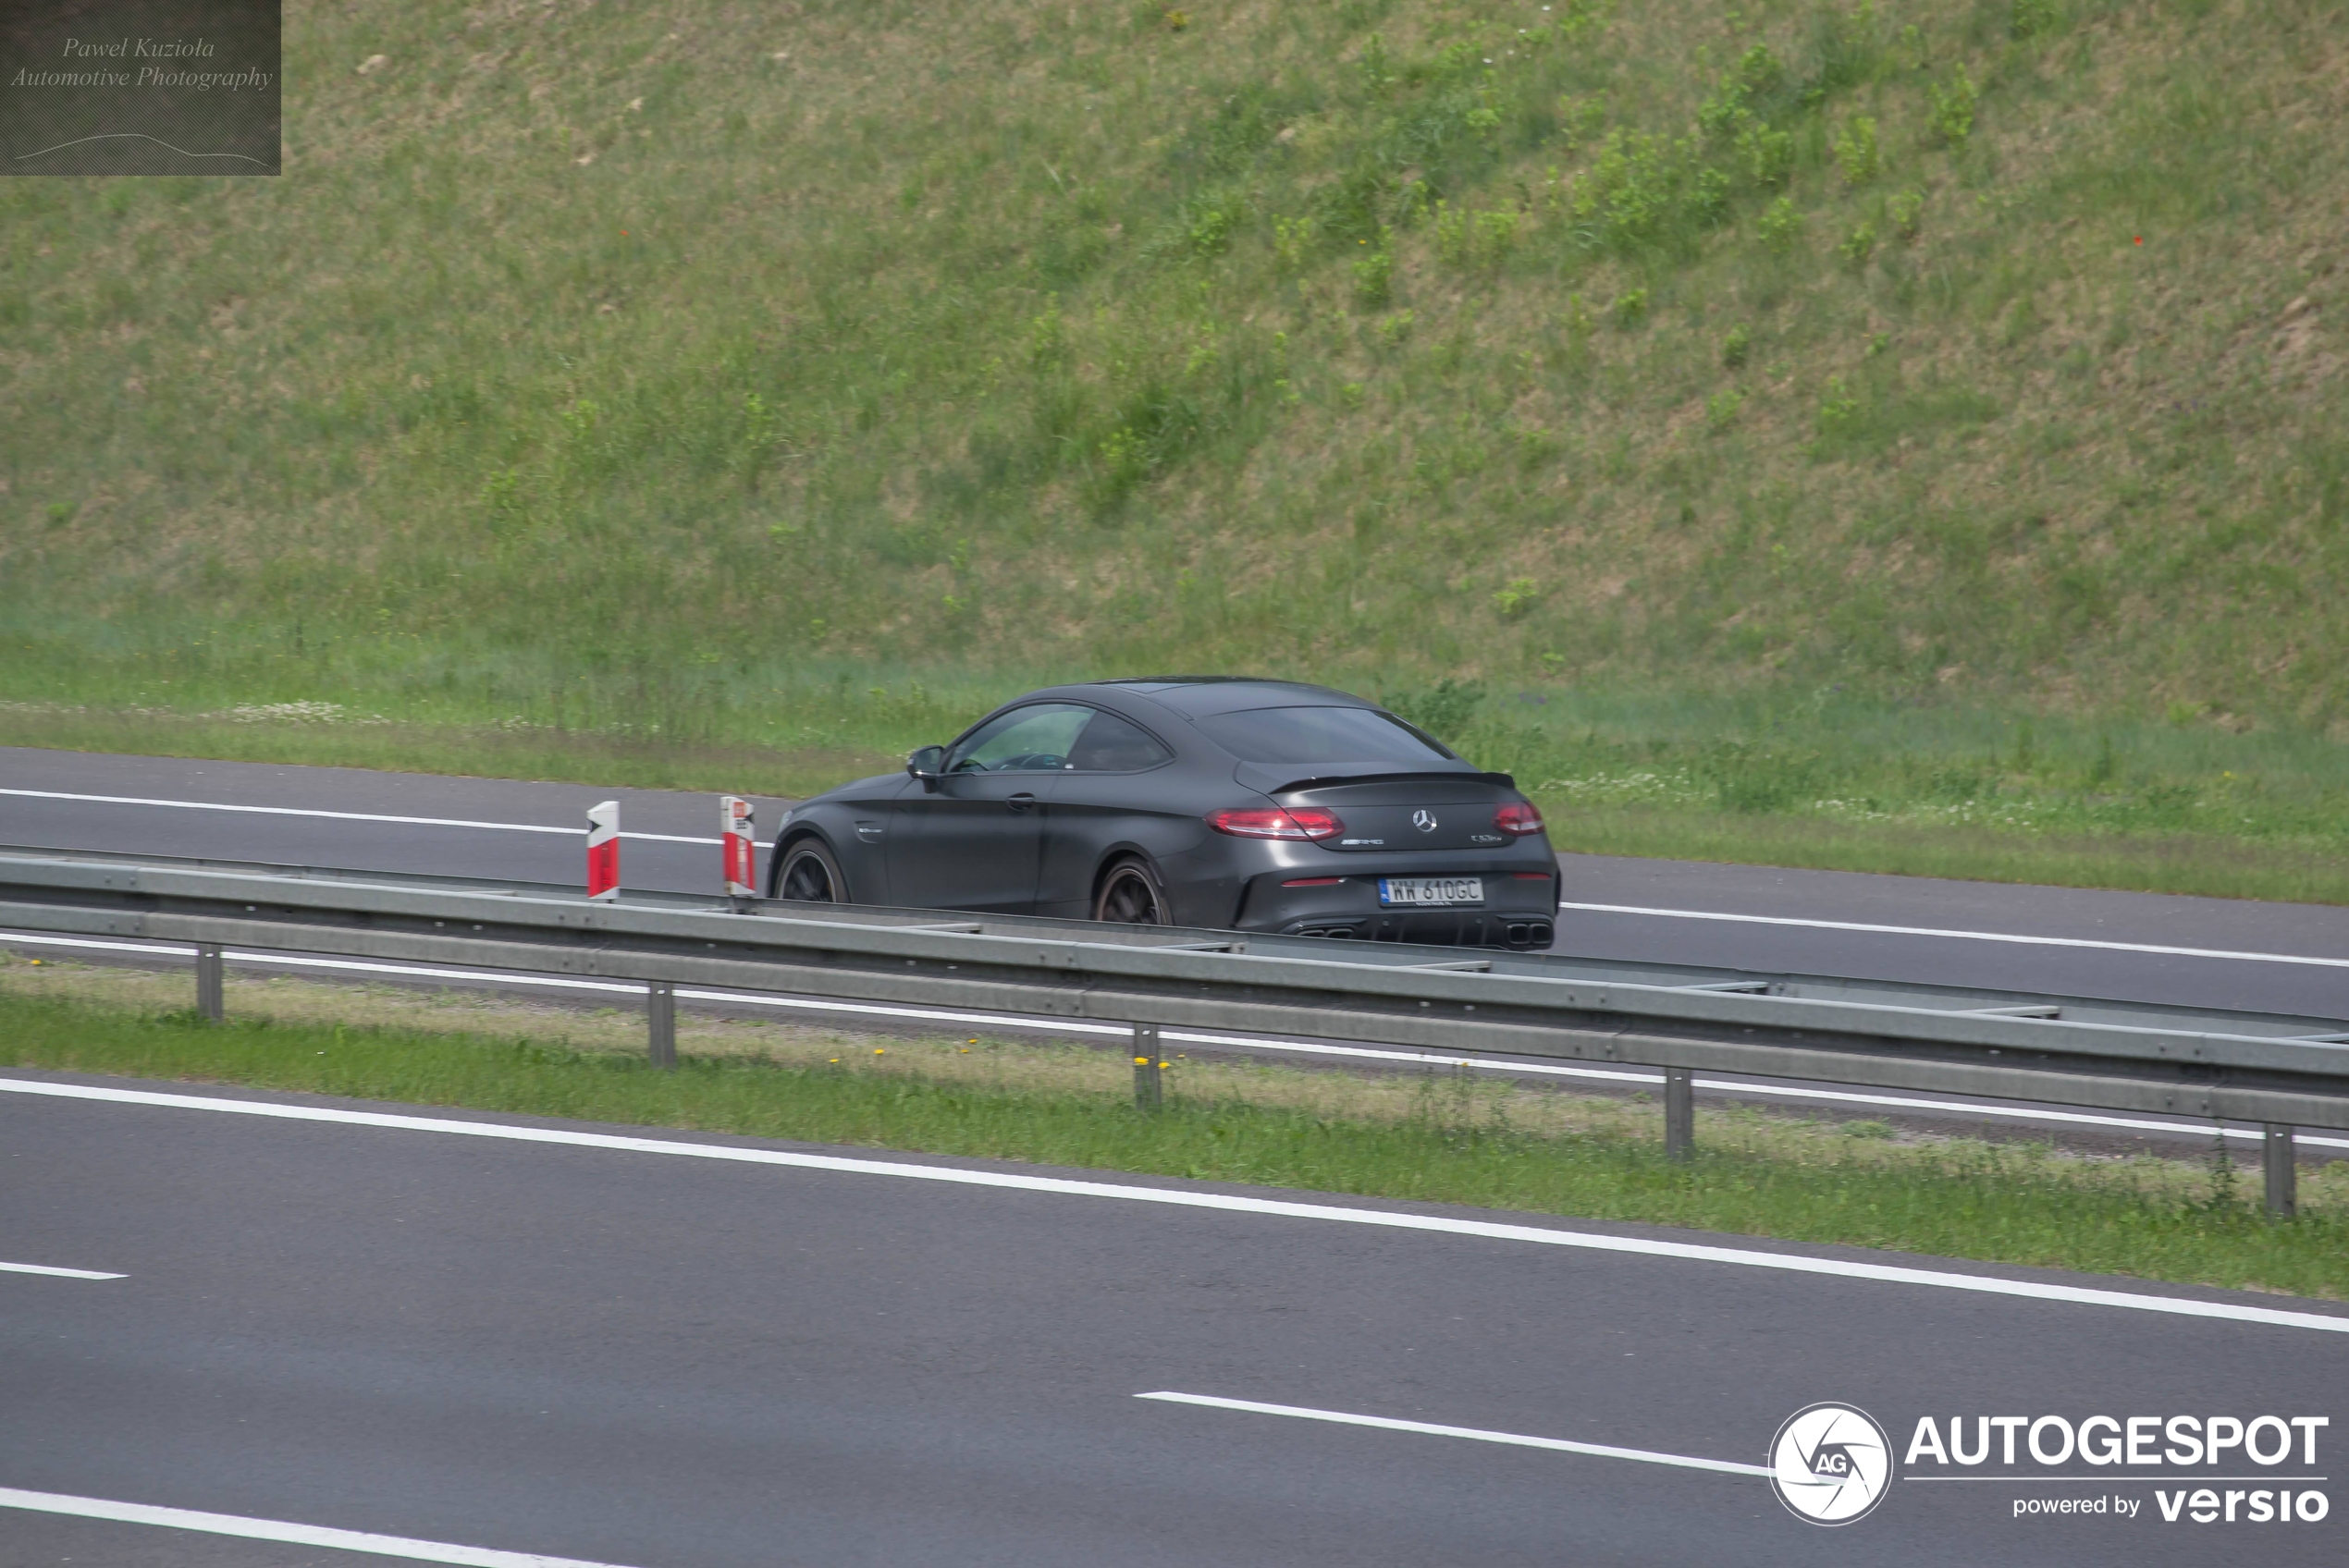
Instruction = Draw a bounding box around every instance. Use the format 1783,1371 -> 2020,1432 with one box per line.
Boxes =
1133,1023 -> 1162,1112
647,981 -> 676,1070
1663,1067 -> 1694,1162
2264,1124 -> 2297,1219
194,943 -> 225,1023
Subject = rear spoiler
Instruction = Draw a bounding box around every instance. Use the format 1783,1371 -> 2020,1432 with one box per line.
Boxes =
1236,763 -> 1519,796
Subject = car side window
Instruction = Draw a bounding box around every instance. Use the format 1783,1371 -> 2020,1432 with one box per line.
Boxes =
947,704 -> 1095,773
1063,710 -> 1174,772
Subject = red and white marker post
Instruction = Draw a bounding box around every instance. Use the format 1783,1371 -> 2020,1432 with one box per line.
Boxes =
720,796 -> 756,898
586,800 -> 620,900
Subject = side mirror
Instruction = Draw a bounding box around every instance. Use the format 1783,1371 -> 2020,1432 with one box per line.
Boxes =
906,745 -> 946,790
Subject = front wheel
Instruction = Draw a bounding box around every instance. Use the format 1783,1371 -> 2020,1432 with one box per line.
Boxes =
1092,858 -> 1171,925
775,839 -> 847,903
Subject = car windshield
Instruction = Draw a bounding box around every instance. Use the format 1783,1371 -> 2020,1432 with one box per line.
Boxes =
1195,705 -> 1457,765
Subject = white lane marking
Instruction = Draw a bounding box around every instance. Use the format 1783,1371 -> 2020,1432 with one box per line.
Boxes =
4,1077 -> 2345,1334
0,1486 -> 642,1567
2,797 -> 2328,962
0,1260 -> 123,1280
1,933 -> 189,957
1558,900 -> 2349,969
1137,1391 -> 1770,1477
8,930 -> 2348,1152
0,788 -> 744,847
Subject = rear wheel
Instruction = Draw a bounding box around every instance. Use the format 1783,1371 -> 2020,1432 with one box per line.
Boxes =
1092,858 -> 1171,925
776,839 -> 847,903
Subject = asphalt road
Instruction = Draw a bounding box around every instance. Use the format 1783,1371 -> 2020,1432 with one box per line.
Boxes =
6,745 -> 2347,1161
7,746 -> 2349,1011
2,1072 -> 2343,1567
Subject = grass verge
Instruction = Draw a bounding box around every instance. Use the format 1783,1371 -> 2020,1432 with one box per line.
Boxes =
1552,809 -> 2349,907
3,969 -> 2340,1302
0,705 -> 887,799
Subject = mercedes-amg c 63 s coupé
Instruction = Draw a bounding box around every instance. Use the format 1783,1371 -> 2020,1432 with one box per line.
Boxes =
767,678 -> 1559,949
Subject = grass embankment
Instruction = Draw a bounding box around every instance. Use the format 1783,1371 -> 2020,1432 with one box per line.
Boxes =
6,0 -> 2347,896
4,962 -> 2341,1300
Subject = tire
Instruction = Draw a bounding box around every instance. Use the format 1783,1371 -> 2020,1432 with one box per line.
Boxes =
1092,857 -> 1172,926
774,839 -> 848,904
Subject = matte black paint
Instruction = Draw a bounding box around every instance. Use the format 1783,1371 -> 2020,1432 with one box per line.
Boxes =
768,680 -> 1559,945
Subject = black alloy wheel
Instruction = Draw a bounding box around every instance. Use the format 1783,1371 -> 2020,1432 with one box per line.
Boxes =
777,839 -> 846,903
1092,859 -> 1171,925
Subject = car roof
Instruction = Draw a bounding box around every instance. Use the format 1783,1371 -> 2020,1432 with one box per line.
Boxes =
1080,677 -> 1371,717
965,680 -> 1496,783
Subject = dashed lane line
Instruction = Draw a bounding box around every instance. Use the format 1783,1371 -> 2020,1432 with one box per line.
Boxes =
0,1260 -> 123,1280
0,1486 -> 644,1568
1136,1392 -> 1772,1477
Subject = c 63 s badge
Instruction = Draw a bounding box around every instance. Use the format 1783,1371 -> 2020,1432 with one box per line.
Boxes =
1771,1403 -> 1894,1525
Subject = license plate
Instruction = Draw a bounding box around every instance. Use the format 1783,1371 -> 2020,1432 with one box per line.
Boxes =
1378,876 -> 1484,907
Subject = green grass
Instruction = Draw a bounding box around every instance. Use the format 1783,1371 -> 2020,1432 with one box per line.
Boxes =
0,700 -> 892,800
6,0 -> 2347,899
6,988 -> 2342,1300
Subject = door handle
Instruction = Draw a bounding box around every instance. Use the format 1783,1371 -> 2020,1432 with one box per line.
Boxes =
1006,793 -> 1037,814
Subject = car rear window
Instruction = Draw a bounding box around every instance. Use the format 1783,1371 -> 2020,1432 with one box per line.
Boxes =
1196,705 -> 1457,765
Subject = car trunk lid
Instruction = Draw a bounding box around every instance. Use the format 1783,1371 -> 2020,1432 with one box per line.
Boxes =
1262,773 -> 1526,853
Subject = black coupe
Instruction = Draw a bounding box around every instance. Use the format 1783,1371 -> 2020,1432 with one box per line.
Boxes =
767,678 -> 1559,949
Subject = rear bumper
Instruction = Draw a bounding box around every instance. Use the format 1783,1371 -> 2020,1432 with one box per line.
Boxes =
1230,865 -> 1559,949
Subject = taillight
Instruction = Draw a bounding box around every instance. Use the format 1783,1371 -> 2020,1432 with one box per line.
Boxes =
1207,806 -> 1345,840
1494,801 -> 1545,837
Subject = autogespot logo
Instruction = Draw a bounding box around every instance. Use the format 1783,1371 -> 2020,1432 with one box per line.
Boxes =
1770,1403 -> 1895,1525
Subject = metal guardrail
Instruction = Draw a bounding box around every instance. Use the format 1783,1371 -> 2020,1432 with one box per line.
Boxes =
1,848 -> 2343,1216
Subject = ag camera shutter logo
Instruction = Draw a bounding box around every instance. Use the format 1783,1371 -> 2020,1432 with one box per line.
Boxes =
1770,1403 -> 1895,1525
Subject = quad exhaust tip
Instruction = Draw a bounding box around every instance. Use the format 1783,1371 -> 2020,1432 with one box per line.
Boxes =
1285,918 -> 1553,949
